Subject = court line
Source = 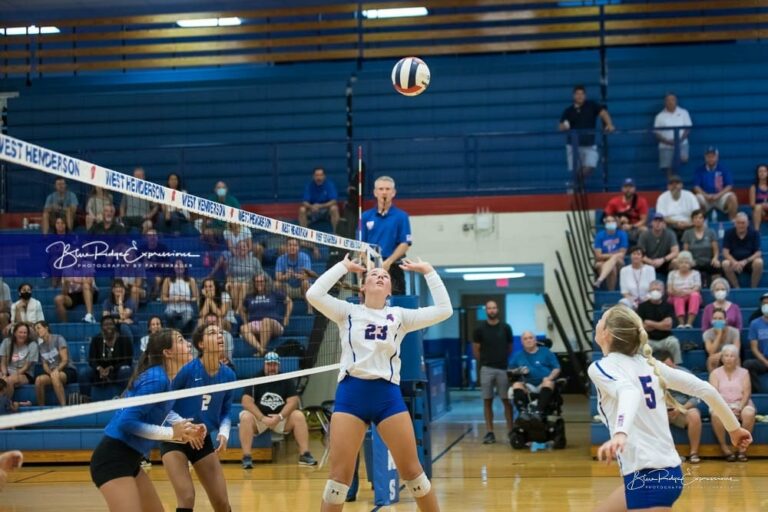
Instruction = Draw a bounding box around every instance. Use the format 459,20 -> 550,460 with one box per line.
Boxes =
13,470 -> 53,484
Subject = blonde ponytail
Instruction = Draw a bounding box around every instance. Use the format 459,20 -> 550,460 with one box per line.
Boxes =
638,328 -> 687,413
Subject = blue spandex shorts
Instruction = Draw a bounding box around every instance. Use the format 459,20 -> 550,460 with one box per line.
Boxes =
623,465 -> 684,510
333,376 -> 408,425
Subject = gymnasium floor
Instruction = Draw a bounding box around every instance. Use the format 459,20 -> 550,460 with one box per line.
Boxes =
2,392 -> 767,511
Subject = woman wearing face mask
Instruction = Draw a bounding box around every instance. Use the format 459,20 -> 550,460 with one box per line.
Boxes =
703,308 -> 741,372
709,345 -> 755,462
593,215 -> 628,291
8,284 -> 44,335
701,278 -> 743,331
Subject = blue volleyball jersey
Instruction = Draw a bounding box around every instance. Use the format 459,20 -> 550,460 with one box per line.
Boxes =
171,358 -> 236,439
104,365 -> 176,456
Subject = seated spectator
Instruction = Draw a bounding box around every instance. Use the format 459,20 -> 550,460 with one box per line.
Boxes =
223,222 -> 253,256
709,345 -> 755,462
54,271 -> 99,324
666,251 -> 702,328
161,259 -> 198,337
0,324 -> 38,400
0,279 -> 9,337
749,163 -> 768,231
88,203 -> 125,235
639,213 -> 680,275
604,178 -> 648,244
693,147 -> 738,220
120,167 -> 159,232
42,178 -> 77,234
722,212 -> 763,289
139,315 -> 163,353
80,315 -> 133,398
240,274 -> 292,355
139,229 -> 170,300
681,209 -> 720,286
656,175 -> 699,240
298,167 -> 340,232
238,351 -> 316,468
201,312 -> 234,371
655,349 -> 702,464
8,283 -> 44,335
592,214 -> 628,290
701,278 -> 743,331
509,331 -> 561,420
704,308 -> 741,372
85,186 -> 114,230
201,181 -> 241,234
619,247 -> 655,309
744,293 -> 768,392
225,240 -> 263,315
275,239 -> 317,314
637,280 -> 683,363
34,321 -> 77,406
160,173 -> 190,235
101,279 -> 137,343
654,92 -> 692,174
198,278 -> 235,332
118,274 -> 146,308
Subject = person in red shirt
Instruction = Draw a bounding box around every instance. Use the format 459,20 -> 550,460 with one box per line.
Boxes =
604,178 -> 649,244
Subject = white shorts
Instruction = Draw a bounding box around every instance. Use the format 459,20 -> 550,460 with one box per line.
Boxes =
240,410 -> 287,435
566,145 -> 599,170
696,191 -> 735,213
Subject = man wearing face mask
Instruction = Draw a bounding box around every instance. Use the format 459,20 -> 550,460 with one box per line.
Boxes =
744,293 -> 768,392
593,214 -> 628,290
8,283 -> 44,334
79,315 -> 133,398
636,280 -> 683,364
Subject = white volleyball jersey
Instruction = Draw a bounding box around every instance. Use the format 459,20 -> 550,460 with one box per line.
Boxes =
589,352 -> 740,476
306,262 -> 452,385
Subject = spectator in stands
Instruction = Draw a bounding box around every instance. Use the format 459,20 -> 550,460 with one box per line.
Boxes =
140,228 -> 170,300
198,278 -> 235,332
704,308 -> 741,372
0,323 -> 38,400
52,216 -> 69,236
709,345 -> 755,462
239,351 -> 316,468
275,239 -> 317,315
225,240 -> 263,316
559,84 -> 615,176
361,176 -> 412,295
722,212 -> 763,289
120,167 -> 159,232
603,178 -> 648,244
203,180 -> 241,234
139,315 -> 162,353
666,251 -> 702,328
654,349 -> 702,464
160,173 -> 190,235
749,163 -> 768,231
298,167 -> 340,232
223,222 -> 253,257
694,147 -> 738,220
637,280 -> 683,363
0,279 -> 10,337
8,283 -> 44,335
654,92 -> 692,174
682,209 -> 720,286
85,186 -> 114,230
592,214 -> 627,290
509,331 -> 560,422
744,293 -> 768,392
33,321 -> 77,406
80,315 -> 133,398
54,269 -> 99,324
118,273 -> 146,310
701,278 -> 743,332
639,212 -> 679,276
240,273 -> 292,355
656,175 -> 699,240
42,178 -> 77,234
201,312 -> 234,371
101,279 -> 137,343
161,259 -> 199,337
619,246 -> 655,309
88,203 -> 125,235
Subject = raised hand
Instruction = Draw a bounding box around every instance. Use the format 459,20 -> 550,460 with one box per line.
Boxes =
341,253 -> 367,273
399,257 -> 434,275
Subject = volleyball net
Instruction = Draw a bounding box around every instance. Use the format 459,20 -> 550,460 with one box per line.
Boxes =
0,133 -> 375,431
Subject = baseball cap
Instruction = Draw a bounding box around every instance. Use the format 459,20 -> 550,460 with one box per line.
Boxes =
667,174 -> 682,184
652,212 -> 665,221
761,292 -> 768,302
264,351 -> 280,364
622,178 -> 635,187
705,146 -> 719,155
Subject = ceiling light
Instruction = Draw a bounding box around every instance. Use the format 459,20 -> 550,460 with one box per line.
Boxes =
176,17 -> 241,28
362,7 -> 428,19
463,272 -> 526,281
1,25 -> 59,35
445,266 -> 515,274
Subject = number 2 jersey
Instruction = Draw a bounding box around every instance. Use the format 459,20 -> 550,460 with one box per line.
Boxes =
589,352 -> 740,475
306,261 -> 452,385
171,358 -> 236,441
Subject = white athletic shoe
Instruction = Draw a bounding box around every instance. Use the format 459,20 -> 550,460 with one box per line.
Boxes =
83,313 -> 96,324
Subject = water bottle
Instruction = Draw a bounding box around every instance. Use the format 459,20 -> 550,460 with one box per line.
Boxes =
79,345 -> 86,363
530,441 -> 554,453
718,222 -> 724,240
22,217 -> 29,229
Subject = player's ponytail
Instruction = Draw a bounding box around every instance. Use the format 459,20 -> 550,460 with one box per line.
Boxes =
640,340 -> 687,413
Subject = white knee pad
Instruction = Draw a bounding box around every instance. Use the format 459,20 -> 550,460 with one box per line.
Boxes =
404,472 -> 431,498
322,480 -> 349,505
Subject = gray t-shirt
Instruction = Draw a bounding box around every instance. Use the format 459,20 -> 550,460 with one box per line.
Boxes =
122,194 -> 153,218
703,326 -> 739,349
38,334 -> 75,370
0,339 -> 38,374
639,228 -> 678,260
681,228 -> 717,266
228,254 -> 262,282
44,190 -> 78,210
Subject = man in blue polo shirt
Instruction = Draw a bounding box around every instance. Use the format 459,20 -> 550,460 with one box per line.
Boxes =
298,167 -> 340,232
362,176 -> 412,295
693,146 -> 738,220
593,214 -> 628,290
722,212 -> 763,288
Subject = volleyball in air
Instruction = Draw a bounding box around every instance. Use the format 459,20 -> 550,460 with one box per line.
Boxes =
391,57 -> 430,96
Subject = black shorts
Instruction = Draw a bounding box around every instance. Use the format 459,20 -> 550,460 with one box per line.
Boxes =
159,434 -> 215,465
90,436 -> 143,488
68,289 -> 99,307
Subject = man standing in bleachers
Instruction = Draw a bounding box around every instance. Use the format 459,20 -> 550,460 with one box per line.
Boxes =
559,84 -> 615,177
654,93 -> 692,175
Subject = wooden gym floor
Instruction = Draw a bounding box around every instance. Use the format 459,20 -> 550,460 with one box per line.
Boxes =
2,392 -> 767,511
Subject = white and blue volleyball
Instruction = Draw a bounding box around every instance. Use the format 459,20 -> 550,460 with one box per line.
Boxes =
391,57 -> 430,97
